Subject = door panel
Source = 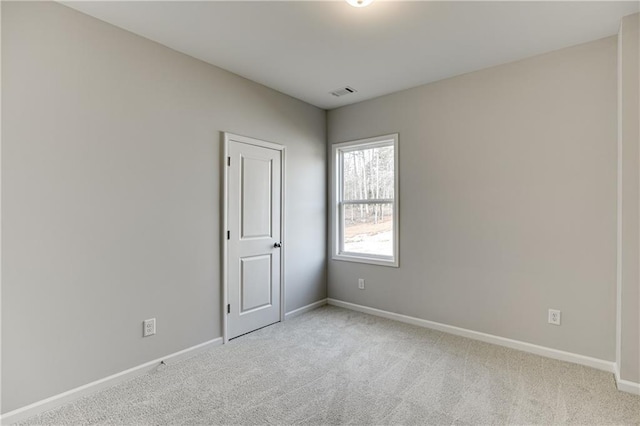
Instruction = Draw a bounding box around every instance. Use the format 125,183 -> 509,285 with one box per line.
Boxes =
227,139 -> 282,339
241,156 -> 272,239
240,255 -> 272,314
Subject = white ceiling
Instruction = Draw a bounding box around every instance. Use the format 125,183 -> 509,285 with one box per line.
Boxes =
62,1 -> 639,109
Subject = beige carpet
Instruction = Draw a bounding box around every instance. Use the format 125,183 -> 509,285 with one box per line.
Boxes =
22,305 -> 640,425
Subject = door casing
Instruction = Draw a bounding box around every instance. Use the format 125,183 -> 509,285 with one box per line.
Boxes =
222,132 -> 286,343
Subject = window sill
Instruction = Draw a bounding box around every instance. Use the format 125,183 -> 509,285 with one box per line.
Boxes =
332,253 -> 399,268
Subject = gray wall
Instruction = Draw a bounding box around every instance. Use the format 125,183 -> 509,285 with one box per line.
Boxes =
328,37 -> 618,361
1,1 -> 326,413
618,12 -> 640,384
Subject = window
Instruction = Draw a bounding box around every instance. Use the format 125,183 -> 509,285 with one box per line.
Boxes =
332,134 -> 399,267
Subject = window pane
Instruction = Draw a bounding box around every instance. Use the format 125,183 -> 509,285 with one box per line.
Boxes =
343,203 -> 393,256
343,145 -> 394,201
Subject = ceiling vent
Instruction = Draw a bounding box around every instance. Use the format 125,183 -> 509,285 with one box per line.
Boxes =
330,86 -> 357,97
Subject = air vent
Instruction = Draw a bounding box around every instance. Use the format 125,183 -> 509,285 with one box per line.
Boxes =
330,86 -> 357,97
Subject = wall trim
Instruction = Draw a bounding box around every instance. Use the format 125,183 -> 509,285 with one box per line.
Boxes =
615,16 -> 624,385
285,298 -> 328,320
615,365 -> 640,395
616,378 -> 640,395
2,300 -> 635,425
0,337 -> 223,425
327,298 -> 616,374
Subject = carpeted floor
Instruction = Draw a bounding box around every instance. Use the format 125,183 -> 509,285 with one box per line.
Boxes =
22,305 -> 640,425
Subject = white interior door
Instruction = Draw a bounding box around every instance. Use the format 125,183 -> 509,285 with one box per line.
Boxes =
226,137 -> 282,340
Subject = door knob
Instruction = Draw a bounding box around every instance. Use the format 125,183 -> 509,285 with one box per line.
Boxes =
273,242 -> 282,248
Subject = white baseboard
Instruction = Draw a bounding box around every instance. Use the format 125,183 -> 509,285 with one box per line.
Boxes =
285,298 -> 327,319
0,337 -> 223,425
615,365 -> 640,395
616,378 -> 640,395
327,298 -> 616,374
3,301 -> 635,425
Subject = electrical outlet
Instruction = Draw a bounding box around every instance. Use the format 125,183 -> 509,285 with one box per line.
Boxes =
548,309 -> 561,326
143,318 -> 156,337
358,278 -> 365,290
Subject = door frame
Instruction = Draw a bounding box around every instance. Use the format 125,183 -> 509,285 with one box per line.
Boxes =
222,132 -> 286,344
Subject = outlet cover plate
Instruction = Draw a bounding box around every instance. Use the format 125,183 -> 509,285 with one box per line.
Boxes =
548,309 -> 561,326
143,318 -> 156,337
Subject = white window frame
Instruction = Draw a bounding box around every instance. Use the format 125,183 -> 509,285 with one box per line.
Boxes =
331,133 -> 399,267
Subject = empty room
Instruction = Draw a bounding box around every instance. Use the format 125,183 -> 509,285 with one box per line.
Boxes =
1,0 -> 639,424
